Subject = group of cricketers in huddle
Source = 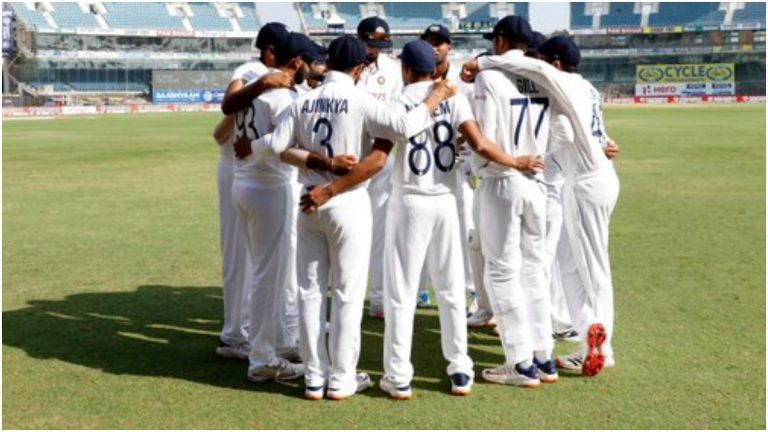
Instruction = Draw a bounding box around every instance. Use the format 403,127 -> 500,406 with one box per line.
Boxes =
211,14 -> 620,401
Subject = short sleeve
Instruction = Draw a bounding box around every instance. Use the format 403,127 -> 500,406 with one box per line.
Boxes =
452,94 -> 475,128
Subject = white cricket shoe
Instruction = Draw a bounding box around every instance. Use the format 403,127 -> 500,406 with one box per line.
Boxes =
379,376 -> 413,400
246,358 -> 304,383
467,308 -> 495,328
482,363 -> 541,388
466,290 -> 479,315
304,384 -> 325,401
450,373 -> 473,396
276,346 -> 302,363
215,340 -> 250,360
327,372 -> 372,401
552,328 -> 580,342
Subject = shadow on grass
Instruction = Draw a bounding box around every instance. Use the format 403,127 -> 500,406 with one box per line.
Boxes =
3,285 -> 505,398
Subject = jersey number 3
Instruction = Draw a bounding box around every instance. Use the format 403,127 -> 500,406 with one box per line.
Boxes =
313,118 -> 334,158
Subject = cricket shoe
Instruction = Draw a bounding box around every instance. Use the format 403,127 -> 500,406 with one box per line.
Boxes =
556,352 -> 584,373
276,346 -> 302,363
215,340 -> 250,361
416,291 -> 432,308
304,384 -> 325,401
450,373 -> 473,396
583,323 -> 607,376
552,328 -> 579,342
368,303 -> 384,320
466,308 -> 495,328
246,358 -> 304,383
466,290 -> 479,315
604,355 -> 616,369
533,357 -> 559,383
327,372 -> 372,401
379,376 -> 413,400
482,363 -> 541,388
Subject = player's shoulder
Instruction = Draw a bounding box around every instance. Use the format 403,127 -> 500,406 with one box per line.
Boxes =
232,60 -> 268,83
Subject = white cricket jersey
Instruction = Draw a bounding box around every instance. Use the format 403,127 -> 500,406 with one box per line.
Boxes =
447,62 -> 474,103
254,71 -> 435,188
472,50 -> 552,179
477,53 -> 612,176
389,81 -> 475,196
231,60 -> 269,84
234,69 -> 298,184
357,53 -> 403,102
543,111 -> 572,184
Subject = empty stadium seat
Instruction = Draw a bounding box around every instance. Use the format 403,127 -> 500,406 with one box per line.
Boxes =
238,3 -> 261,32
570,3 -> 592,29
648,2 -> 724,27
383,3 -> 448,30
50,3 -> 99,29
9,2 -> 55,31
102,2 -> 185,31
732,2 -> 766,26
601,3 -> 641,27
188,3 -> 232,32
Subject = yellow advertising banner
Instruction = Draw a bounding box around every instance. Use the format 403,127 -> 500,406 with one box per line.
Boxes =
636,63 -> 735,84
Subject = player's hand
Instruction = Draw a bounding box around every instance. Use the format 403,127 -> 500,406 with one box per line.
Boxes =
233,135 -> 252,159
262,71 -> 294,90
300,184 -> 334,214
514,156 -> 545,173
605,138 -> 620,160
330,154 -> 358,176
430,78 -> 458,102
461,60 -> 480,83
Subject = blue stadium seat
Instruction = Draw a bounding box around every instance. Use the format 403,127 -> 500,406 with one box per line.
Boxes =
601,3 -> 641,27
9,2 -> 55,31
648,2 -> 724,27
733,2 -> 766,26
50,2 -> 99,29
383,3 -> 448,30
570,3 -> 592,29
188,3 -> 232,32
102,2 -> 185,31
238,3 -> 261,32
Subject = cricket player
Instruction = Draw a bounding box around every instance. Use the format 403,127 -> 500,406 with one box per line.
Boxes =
213,22 -> 293,360
378,40 -> 545,400
354,17 -> 423,318
420,24 -> 477,312
232,32 -> 324,382
469,16 -> 557,387
465,35 -> 621,377
242,35 -> 458,400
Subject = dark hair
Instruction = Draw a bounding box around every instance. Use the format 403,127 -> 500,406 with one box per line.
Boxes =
563,64 -> 579,73
328,58 -> 361,73
275,51 -> 298,68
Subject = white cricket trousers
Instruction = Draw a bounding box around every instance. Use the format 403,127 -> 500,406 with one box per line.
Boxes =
298,187 -> 372,393
455,168 -> 476,295
382,192 -> 474,386
368,158 -> 393,308
544,176 -> 574,332
478,175 -> 553,365
232,178 -> 297,372
559,167 -> 619,357
217,158 -> 251,346
469,182 -> 491,312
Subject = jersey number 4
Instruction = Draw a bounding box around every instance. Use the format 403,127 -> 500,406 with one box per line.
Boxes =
510,97 -> 549,148
408,120 -> 456,176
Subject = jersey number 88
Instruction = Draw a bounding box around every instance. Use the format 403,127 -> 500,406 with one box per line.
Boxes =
408,120 -> 455,176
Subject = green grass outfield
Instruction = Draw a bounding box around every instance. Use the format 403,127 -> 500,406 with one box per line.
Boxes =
3,104 -> 765,429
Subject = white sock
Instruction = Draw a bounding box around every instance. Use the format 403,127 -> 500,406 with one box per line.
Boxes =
534,350 -> 552,362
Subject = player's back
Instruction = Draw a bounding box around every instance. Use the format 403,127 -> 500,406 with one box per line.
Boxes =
390,81 -> 474,195
473,52 -> 551,178
291,71 -> 372,188
234,71 -> 297,183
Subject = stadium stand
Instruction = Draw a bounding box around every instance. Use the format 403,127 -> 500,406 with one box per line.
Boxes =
383,3 -> 449,30
102,2 -> 185,31
600,3 -> 641,28
732,2 -> 766,27
648,3 -> 724,27
49,3 -> 100,29
238,3 -> 261,32
10,3 -> 54,31
187,3 -> 233,32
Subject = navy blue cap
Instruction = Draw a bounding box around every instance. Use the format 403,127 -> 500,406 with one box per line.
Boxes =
307,41 -> 328,63
421,23 -> 452,44
357,16 -> 393,48
256,22 -> 290,50
483,15 -> 533,44
275,32 -> 315,65
527,31 -> 547,55
398,40 -> 438,74
538,36 -> 581,67
328,35 -> 368,70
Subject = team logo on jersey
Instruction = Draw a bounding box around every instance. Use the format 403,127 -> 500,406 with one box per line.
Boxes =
377,76 -> 385,85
